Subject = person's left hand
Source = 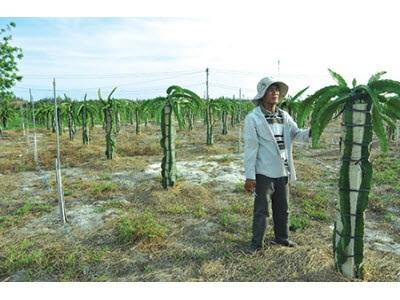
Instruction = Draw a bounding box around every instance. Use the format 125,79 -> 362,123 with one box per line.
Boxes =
244,179 -> 256,193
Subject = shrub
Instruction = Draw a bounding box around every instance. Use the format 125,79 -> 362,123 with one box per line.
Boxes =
289,214 -> 310,231
116,212 -> 168,244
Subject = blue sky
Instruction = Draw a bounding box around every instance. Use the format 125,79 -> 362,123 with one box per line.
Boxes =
2,0 -> 400,101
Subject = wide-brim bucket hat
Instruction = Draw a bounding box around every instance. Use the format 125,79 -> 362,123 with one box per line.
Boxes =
252,77 -> 289,105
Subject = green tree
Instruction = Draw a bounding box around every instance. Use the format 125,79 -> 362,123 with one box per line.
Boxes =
129,100 -> 147,135
205,99 -> 223,145
98,88 -> 117,159
61,94 -> 77,141
77,94 -> 97,145
0,96 -> 14,130
0,22 -> 23,99
298,69 -> 400,279
35,102 -> 54,130
112,99 -> 123,134
279,86 -> 309,122
214,98 -> 233,135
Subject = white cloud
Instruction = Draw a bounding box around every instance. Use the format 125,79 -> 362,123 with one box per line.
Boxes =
5,0 -> 400,100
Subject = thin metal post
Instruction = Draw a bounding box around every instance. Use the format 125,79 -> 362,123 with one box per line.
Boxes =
29,89 -> 38,165
53,79 -> 67,224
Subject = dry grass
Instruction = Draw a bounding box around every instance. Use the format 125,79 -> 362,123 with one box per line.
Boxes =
364,251 -> 400,281
1,119 -> 400,282
0,234 -> 108,281
0,173 -> 20,195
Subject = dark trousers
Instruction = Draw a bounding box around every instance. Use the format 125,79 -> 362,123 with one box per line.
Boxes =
251,174 -> 289,248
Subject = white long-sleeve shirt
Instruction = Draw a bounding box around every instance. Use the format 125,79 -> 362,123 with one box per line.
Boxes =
244,106 -> 310,182
262,108 -> 289,175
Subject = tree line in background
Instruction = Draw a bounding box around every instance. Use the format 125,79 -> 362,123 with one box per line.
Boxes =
0,21 -> 23,133
1,89 -> 254,142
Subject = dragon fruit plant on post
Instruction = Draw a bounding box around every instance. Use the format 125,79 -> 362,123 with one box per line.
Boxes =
159,85 -> 202,189
298,69 -> 400,279
98,87 -> 117,160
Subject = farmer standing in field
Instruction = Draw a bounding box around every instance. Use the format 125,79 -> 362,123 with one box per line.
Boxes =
243,77 -> 310,253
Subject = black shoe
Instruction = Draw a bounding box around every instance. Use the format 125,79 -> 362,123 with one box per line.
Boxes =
244,244 -> 262,254
269,239 -> 297,247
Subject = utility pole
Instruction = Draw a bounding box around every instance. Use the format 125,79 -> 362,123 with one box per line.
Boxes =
239,88 -> 242,100
206,68 -> 209,100
278,59 -> 280,75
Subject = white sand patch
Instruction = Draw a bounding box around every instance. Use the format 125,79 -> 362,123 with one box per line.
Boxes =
143,154 -> 244,187
66,205 -> 105,232
18,167 -> 91,195
364,222 -> 400,255
111,171 -> 142,188
329,221 -> 400,256
14,204 -> 117,238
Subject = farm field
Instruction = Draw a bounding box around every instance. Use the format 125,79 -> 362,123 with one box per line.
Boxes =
0,119 -> 399,282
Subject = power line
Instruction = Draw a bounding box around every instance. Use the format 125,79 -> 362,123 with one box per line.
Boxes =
14,86 -> 53,92
118,82 -> 204,94
21,69 -> 325,80
14,68 -> 318,98
21,69 -> 203,79
210,82 -> 253,92
213,69 -> 323,79
14,82 -> 205,95
13,71 -> 203,92
213,69 -> 265,76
